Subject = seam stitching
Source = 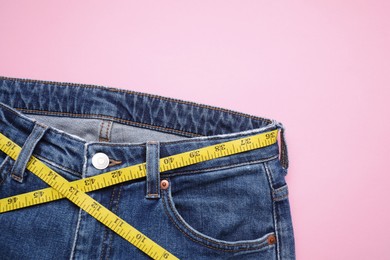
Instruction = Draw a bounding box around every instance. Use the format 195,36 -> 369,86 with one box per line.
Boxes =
0,76 -> 272,124
107,183 -> 123,260
163,154 -> 279,177
34,154 -> 81,176
10,124 -> 47,181
161,189 -> 272,252
155,143 -> 159,197
69,142 -> 89,260
163,185 -> 271,249
0,156 -> 10,185
15,108 -> 202,137
263,162 -> 281,260
99,121 -> 105,142
99,186 -> 116,260
0,104 -> 86,143
106,121 -> 112,142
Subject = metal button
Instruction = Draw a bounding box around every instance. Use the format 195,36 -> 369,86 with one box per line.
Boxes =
160,180 -> 169,190
92,152 -> 110,170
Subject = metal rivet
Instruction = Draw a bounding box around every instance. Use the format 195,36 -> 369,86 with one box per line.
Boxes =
267,234 -> 276,245
160,180 -> 169,190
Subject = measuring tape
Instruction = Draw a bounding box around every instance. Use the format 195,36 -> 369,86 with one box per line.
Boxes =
0,129 -> 278,259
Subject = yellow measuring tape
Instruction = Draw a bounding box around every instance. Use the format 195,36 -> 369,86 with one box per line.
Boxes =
0,129 -> 278,259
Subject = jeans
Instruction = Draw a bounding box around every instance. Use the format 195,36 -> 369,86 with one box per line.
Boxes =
0,76 -> 295,259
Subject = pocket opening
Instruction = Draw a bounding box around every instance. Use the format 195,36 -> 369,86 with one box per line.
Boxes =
160,162 -> 277,252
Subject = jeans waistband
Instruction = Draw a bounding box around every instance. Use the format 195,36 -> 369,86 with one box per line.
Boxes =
0,76 -> 288,178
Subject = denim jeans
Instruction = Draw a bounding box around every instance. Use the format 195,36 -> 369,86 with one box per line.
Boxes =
0,76 -> 295,259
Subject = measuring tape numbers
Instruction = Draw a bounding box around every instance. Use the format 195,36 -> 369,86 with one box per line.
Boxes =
0,132 -> 178,260
0,128 -> 278,259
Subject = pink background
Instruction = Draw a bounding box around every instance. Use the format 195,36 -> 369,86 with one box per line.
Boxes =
1,1 -> 389,259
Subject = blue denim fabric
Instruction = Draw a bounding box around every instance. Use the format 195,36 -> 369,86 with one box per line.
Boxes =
0,76 -> 295,259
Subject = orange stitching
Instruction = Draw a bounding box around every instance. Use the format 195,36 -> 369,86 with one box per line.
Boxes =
99,120 -> 112,142
106,121 -> 112,142
0,76 -> 272,124
161,189 -> 271,252
161,155 -> 279,178
162,187 -> 271,249
0,104 -> 89,144
99,121 -> 105,142
15,108 -> 202,137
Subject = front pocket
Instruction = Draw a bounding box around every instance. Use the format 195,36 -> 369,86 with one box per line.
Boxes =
161,161 -> 277,252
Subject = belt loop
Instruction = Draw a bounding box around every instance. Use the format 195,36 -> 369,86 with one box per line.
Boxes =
11,122 -> 48,183
145,141 -> 160,199
274,120 -> 289,171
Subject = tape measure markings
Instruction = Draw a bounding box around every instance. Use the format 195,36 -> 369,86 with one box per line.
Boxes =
0,129 -> 278,213
0,132 -> 178,260
0,129 -> 278,259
